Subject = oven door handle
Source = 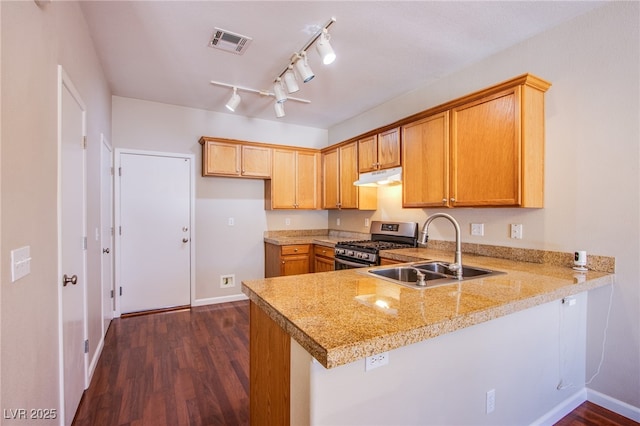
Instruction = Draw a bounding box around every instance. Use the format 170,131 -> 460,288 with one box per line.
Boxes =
335,257 -> 374,268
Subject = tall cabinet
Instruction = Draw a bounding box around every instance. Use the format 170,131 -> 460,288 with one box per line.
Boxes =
322,141 -> 376,210
265,148 -> 320,210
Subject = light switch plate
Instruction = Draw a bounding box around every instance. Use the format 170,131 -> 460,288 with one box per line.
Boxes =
11,246 -> 31,282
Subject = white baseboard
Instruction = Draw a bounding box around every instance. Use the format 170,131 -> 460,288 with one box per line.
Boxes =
191,293 -> 248,307
530,389 -> 587,426
587,388 -> 640,422
86,336 -> 105,388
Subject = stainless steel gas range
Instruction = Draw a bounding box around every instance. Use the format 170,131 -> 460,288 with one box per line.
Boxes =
334,221 -> 419,270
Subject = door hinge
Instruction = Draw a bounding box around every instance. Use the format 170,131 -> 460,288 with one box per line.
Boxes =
83,236 -> 87,250
110,290 -> 114,299
119,226 -> 122,236
119,286 -> 123,296
111,227 -> 114,236
83,136 -> 87,149
110,166 -> 114,176
84,339 -> 89,354
118,167 -> 122,176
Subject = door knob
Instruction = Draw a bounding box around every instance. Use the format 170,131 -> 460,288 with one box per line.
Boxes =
102,248 -> 110,254
182,238 -> 189,243
63,274 -> 78,286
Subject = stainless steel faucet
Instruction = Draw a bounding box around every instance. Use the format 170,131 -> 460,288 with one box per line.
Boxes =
419,213 -> 463,280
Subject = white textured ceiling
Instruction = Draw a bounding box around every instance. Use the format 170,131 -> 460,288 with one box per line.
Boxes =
79,1 -> 606,129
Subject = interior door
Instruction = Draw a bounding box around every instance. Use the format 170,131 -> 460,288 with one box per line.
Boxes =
100,135 -> 114,331
118,152 -> 192,314
59,66 -> 87,426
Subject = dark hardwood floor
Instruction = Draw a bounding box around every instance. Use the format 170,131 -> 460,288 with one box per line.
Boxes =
72,301 -> 249,426
73,300 -> 637,426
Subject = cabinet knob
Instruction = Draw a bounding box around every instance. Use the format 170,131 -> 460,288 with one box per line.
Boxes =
442,198 -> 447,204
294,248 -> 298,252
450,197 -> 456,203
282,261 -> 285,264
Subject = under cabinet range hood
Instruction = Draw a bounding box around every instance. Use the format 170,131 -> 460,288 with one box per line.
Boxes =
353,167 -> 402,187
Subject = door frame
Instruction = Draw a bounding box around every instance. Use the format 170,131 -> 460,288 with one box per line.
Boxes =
113,148 -> 195,317
56,65 -> 88,425
100,134 -> 114,332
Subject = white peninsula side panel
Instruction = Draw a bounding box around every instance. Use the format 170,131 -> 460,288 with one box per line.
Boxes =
291,293 -> 588,425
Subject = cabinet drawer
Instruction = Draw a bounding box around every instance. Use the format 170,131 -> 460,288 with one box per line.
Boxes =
313,245 -> 335,259
281,244 -> 310,255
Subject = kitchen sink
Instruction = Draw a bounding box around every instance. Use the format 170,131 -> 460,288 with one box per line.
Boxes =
364,261 -> 504,289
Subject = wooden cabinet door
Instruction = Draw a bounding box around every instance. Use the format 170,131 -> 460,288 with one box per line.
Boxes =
377,127 -> 401,170
322,148 -> 339,209
281,254 -> 310,276
242,145 -> 271,178
451,88 -> 520,206
402,112 -> 449,208
313,245 -> 334,272
338,142 -> 359,209
271,149 -> 297,208
358,135 -> 378,173
296,151 -> 319,209
203,141 -> 240,176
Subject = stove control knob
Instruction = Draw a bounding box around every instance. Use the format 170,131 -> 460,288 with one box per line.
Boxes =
361,253 -> 370,261
347,250 -> 354,257
357,253 -> 363,259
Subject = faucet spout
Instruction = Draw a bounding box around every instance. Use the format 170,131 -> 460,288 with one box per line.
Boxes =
420,213 -> 463,279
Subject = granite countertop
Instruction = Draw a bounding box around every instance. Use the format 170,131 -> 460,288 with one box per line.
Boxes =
242,247 -> 614,369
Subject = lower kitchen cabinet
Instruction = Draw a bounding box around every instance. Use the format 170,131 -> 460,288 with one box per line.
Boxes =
265,243 -> 311,278
313,245 -> 335,272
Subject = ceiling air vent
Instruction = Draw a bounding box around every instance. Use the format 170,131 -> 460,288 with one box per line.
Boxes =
209,28 -> 252,55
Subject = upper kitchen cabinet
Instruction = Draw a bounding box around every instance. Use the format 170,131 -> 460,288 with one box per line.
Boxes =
265,148 -> 320,210
358,128 -> 401,173
402,112 -> 450,207
402,74 -> 550,208
322,141 -> 376,210
199,137 -> 271,178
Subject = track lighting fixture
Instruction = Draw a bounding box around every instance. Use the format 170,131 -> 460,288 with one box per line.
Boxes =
274,101 -> 285,118
283,66 -> 299,94
225,87 -> 241,112
316,29 -> 336,65
273,79 -> 287,103
294,52 -> 315,83
210,17 -> 336,118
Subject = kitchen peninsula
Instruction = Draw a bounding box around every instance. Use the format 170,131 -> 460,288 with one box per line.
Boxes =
242,247 -> 614,425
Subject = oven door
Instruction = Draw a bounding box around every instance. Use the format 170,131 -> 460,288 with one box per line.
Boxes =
335,256 -> 376,270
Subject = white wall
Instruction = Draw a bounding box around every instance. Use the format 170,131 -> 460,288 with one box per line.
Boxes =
1,1 -> 111,423
112,97 -> 329,303
328,2 -> 639,414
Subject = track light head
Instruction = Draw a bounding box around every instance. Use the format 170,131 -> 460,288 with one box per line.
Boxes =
283,67 -> 299,94
316,29 -> 336,65
274,101 -> 285,118
294,52 -> 314,83
273,79 -> 287,103
225,87 -> 241,112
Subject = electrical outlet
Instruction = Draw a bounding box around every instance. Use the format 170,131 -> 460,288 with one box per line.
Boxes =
486,389 -> 496,414
365,218 -> 370,227
471,223 -> 484,236
365,352 -> 389,371
285,218 -> 291,226
336,218 -> 341,226
228,217 -> 235,226
510,224 -> 523,239
220,274 -> 235,288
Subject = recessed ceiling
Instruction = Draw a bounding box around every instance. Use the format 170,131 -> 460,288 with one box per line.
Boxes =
79,1 -> 607,129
